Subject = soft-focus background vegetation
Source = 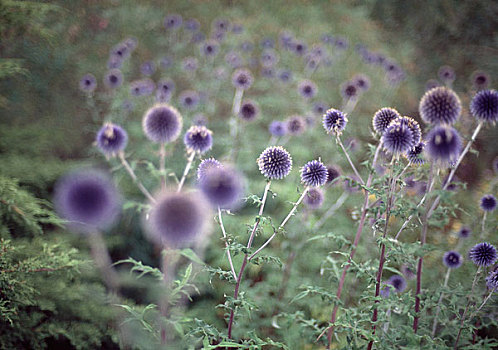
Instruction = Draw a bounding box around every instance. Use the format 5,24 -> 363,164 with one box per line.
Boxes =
1,0 -> 497,348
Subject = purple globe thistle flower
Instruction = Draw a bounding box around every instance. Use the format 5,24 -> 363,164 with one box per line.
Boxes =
197,158 -> 222,180
184,125 -> 213,154
459,226 -> 471,238
382,121 -> 415,155
372,107 -> 401,135
469,242 -> 497,267
480,194 -> 497,212
239,100 -> 259,121
380,285 -> 391,298
145,191 -> 209,247
425,126 -> 462,165
340,81 -> 358,100
96,123 -> 128,156
164,14 -> 183,30
110,43 -> 130,60
286,115 -> 306,135
304,188 -> 324,209
301,159 -> 328,187
438,65 -> 456,84
269,120 -> 287,137
277,69 -> 292,83
199,166 -> 244,210
212,17 -> 230,32
184,18 -> 200,31
79,73 -> 97,92
103,69 -> 123,89
334,36 -> 349,50
486,269 -> 498,290
232,69 -> 253,90
471,71 -> 491,90
257,146 -> 292,180
388,275 -> 407,293
142,104 -> 183,144
157,79 -> 175,96
470,89 -> 498,123
406,142 -> 426,165
399,116 -> 422,146
401,265 -> 416,280
419,87 -> 462,125
326,165 -> 341,184
130,79 -> 155,97
261,49 -> 279,68
352,74 -> 370,92
313,102 -> 328,116
425,79 -> 441,91
298,80 -> 317,99
201,40 -> 220,58
140,61 -> 156,76
178,90 -> 200,110
160,56 -> 173,69
443,251 -> 463,269
54,169 -> 121,233
292,40 -> 307,56
182,57 -> 198,72
323,108 -> 348,135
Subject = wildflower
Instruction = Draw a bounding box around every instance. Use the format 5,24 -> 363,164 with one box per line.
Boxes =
419,87 -> 461,125
486,269 -> 498,290
184,126 -> 213,154
140,61 -> 156,76
301,160 -> 328,187
197,158 -> 222,180
470,71 -> 490,90
372,108 -> 401,135
142,104 -> 183,143
443,251 -> 463,269
130,79 -> 155,96
480,195 -> 497,212
232,69 -> 253,90
286,115 -> 306,135
178,90 -> 200,110
388,275 -> 407,293
399,116 -> 422,146
459,226 -> 471,238
79,73 -> 97,92
425,126 -> 462,165
199,166 -> 244,209
340,81 -> 358,100
257,146 -> 292,180
268,121 -> 287,137
470,89 -> 498,123
103,69 -> 123,89
323,108 -> 347,135
304,188 -> 324,209
164,14 -> 183,30
239,100 -> 259,121
406,142 -> 426,165
469,242 -> 497,267
352,73 -> 370,92
382,120 -> 415,155
298,80 -> 317,99
326,165 -> 341,184
438,65 -> 456,84
96,123 -> 128,156
201,40 -> 220,57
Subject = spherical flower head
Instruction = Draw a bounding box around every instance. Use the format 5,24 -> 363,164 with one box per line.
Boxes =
425,126 -> 462,165
238,100 -> 259,122
419,87 -> 461,125
406,142 -> 426,165
486,269 -> 498,290
298,80 -> 317,99
164,14 -> 183,30
340,81 -> 358,100
399,116 -> 422,146
480,194 -> 497,212
304,188 -> 324,209
471,71 -> 491,90
380,285 -> 391,298
178,90 -> 200,110
382,120 -> 415,155
197,158 -> 222,180
292,40 -> 307,56
130,79 -> 155,97
110,43 -> 130,60
372,108 -> 401,135
107,55 -> 123,69
54,169 -> 121,233
326,165 -> 341,184
201,40 -> 220,57
438,65 -> 456,83
301,159 -> 328,187
269,121 -> 287,137
388,275 -> 407,293
286,115 -> 306,135
184,125 -> 213,154
79,73 -> 97,92
352,73 -> 370,91
459,226 -> 471,238
313,102 -> 328,116
257,146 -> 292,180
212,17 -> 230,32
143,104 -> 183,143
443,251 -> 463,269
96,123 -> 128,156
323,108 -> 348,135
470,89 -> 498,123
232,69 -> 253,90
103,69 -> 123,89
199,166 -> 244,210
157,79 -> 175,96
468,242 -> 497,267
145,191 -> 209,248
140,61 -> 156,76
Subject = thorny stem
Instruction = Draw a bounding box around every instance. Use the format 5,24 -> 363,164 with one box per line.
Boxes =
248,186 -> 310,261
118,152 -> 156,203
218,207 -> 237,280
227,180 -> 271,339
177,152 -> 196,192
159,143 -> 167,190
336,135 -> 364,185
432,267 -> 452,337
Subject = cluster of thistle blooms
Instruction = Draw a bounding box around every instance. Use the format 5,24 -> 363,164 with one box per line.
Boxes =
425,65 -> 492,92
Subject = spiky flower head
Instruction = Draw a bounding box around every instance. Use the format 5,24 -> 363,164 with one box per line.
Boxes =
157,79 -> 175,96
201,40 -> 220,57
480,194 -> 497,212
96,123 -> 128,156
79,73 -> 97,92
145,191 -> 209,247
438,65 -> 456,83
268,121 -> 287,137
54,169 -> 121,233
164,14 -> 183,30
419,87 -> 461,125
301,159 -> 328,187
304,188 -> 324,209
322,108 -> 347,135
184,125 -> 213,154
470,89 -> 498,123
326,165 -> 341,184
199,166 -> 244,210
382,120 -> 415,155
406,142 -> 426,165
425,126 -> 462,165
388,275 -> 407,293
459,226 -> 471,238
298,79 -> 317,99
142,104 -> 183,143
103,69 -> 123,89
486,269 -> 498,290
232,69 -> 253,90
212,17 -> 230,32
286,115 -> 306,135
469,242 -> 497,267
352,73 -> 370,91
239,100 -> 259,121
292,40 -> 307,56
399,116 -> 422,146
340,81 -> 358,100
257,146 -> 292,180
372,108 -> 401,134
471,71 -> 491,90
443,251 -> 463,269
178,90 -> 200,110
197,158 -> 222,180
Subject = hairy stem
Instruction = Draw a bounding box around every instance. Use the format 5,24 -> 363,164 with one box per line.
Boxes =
177,152 -> 196,192
118,152 -> 155,203
336,135 -> 364,185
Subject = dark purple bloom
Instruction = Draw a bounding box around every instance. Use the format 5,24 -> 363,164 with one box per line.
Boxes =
406,142 -> 426,165
164,14 -> 182,30
469,242 -> 497,267
140,61 -> 156,76
438,65 -> 456,83
110,43 -> 130,60
334,36 -> 349,50
197,158 -> 222,180
425,126 -> 462,165
157,79 -> 175,96
326,165 -> 341,184
323,108 -> 347,135
480,194 -> 497,212
304,188 -> 324,209
277,69 -> 292,83
292,40 -> 307,56
372,107 -> 401,134
54,169 -> 121,233
471,71 -> 491,90
286,115 -> 306,135
340,81 -> 358,100
352,74 -> 370,92
239,100 -> 259,121
142,104 -> 183,143
301,160 -> 328,187
79,73 -> 97,92
388,275 -> 407,293
257,146 -> 292,180
103,69 -> 123,89
419,87 -> 461,125
199,166 -> 244,210
443,251 -> 463,269
212,18 -> 230,32
232,69 -> 253,90
184,126 -> 213,154
178,90 -> 200,110
269,121 -> 287,137
96,123 -> 128,156
382,120 -> 415,155
298,79 -> 317,99
470,89 -> 498,123
130,79 -> 155,96
459,226 -> 471,238
486,269 -> 498,290
399,116 -> 422,146
313,102 -> 328,116
201,40 -> 219,57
